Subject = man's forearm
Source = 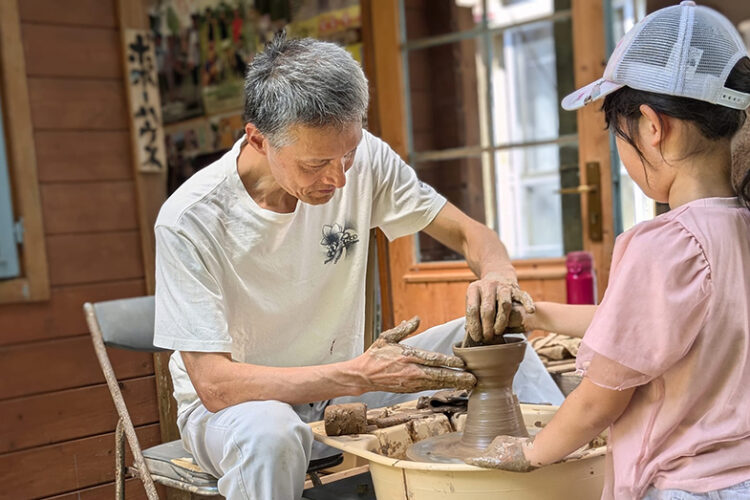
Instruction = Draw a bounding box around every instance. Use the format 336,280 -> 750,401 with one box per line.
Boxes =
527,302 -> 597,338
423,203 -> 515,281
182,352 -> 365,412
463,223 -> 516,282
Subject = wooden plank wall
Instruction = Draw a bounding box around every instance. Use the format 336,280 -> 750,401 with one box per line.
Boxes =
0,1 -> 164,498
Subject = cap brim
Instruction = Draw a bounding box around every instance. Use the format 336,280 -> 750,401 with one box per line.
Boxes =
561,79 -> 624,111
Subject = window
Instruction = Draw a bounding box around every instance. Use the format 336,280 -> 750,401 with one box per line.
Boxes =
0,0 -> 49,302
401,0 -> 581,261
0,96 -> 21,279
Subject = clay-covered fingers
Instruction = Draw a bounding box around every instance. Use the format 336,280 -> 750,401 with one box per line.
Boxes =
492,284 -> 513,338
416,365 -> 477,391
378,316 -> 420,344
465,285 -> 482,343
464,435 -> 533,472
506,305 -> 524,329
479,281 -> 499,343
401,345 -> 466,369
511,287 -> 536,314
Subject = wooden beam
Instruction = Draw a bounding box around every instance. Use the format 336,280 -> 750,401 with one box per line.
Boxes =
366,0 -> 417,327
571,0 -> 615,297
114,6 -> 183,500
0,376 -> 159,453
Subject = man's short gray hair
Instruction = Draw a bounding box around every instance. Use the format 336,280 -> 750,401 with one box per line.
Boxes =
243,32 -> 369,148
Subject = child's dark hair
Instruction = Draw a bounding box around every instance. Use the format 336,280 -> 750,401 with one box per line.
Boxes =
602,57 -> 750,208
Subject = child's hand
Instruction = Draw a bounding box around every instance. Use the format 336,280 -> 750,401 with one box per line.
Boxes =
507,303 -> 537,331
464,435 -> 534,471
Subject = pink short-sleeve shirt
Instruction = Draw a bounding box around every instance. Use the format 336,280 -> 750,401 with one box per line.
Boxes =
576,197 -> 750,499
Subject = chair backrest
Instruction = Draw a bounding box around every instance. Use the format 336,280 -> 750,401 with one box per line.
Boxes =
87,295 -> 164,352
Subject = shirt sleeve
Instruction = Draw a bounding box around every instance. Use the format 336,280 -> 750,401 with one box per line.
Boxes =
366,133 -> 447,241
153,225 -> 232,352
576,219 -> 712,390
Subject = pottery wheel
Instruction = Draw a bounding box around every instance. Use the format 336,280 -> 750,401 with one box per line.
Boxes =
406,431 -> 476,464
406,427 -> 542,464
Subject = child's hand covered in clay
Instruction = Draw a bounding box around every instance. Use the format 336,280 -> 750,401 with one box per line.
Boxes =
464,435 -> 534,471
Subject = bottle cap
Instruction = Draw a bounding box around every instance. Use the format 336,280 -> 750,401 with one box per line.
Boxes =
566,251 -> 593,272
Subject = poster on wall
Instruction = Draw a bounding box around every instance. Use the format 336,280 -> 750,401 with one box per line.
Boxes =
149,0 -> 204,123
150,0 -> 291,121
287,0 -> 362,63
164,111 -> 245,193
151,0 -> 363,189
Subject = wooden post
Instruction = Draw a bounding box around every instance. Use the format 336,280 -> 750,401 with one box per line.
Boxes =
115,2 -> 184,499
364,0 -> 416,328
571,0 -> 615,297
361,0 -> 397,331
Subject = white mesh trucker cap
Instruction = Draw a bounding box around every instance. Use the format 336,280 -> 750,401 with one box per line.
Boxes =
562,1 -> 750,111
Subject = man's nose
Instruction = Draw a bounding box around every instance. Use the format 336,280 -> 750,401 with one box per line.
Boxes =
324,159 -> 347,188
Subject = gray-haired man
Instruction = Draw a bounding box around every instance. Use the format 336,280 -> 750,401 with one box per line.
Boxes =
154,33 -> 562,499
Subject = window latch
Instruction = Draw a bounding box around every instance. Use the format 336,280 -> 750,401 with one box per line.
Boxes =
13,218 -> 23,244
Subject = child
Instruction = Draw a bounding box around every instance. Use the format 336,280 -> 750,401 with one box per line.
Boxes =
466,2 -> 750,499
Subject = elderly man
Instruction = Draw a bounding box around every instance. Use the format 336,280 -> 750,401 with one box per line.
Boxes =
154,33 -> 562,499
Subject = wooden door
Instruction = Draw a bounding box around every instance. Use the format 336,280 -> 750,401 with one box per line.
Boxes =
363,0 -> 615,331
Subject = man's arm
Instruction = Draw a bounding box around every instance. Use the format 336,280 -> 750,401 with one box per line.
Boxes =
182,318 -> 476,413
422,202 -> 534,343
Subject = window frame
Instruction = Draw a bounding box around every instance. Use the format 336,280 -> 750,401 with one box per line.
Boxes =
0,0 -> 50,303
399,2 -> 577,262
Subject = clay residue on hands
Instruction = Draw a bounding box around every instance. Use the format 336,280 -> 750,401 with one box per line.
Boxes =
364,316 -> 477,393
464,435 -> 534,472
465,279 -> 536,345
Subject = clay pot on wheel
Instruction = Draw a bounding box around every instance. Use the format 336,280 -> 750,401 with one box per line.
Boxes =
405,337 -> 529,463
453,338 -> 529,451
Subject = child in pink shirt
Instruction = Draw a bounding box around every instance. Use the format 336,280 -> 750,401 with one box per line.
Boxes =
466,3 -> 750,499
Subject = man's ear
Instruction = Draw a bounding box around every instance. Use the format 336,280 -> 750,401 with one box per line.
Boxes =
245,123 -> 267,155
638,104 -> 668,148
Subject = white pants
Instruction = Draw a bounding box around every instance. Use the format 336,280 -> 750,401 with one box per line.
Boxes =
177,317 -> 563,500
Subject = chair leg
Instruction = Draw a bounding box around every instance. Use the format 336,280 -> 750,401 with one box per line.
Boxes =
115,419 -> 126,500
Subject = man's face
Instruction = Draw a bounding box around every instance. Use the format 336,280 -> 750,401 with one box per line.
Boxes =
265,122 -> 363,205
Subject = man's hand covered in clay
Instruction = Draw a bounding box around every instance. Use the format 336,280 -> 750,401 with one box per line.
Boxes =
355,317 -> 476,393
465,271 -> 536,344
464,435 -> 534,472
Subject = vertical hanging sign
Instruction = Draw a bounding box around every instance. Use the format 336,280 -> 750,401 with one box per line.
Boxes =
124,29 -> 166,173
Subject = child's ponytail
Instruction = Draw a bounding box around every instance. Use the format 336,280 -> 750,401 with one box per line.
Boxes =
727,58 -> 750,209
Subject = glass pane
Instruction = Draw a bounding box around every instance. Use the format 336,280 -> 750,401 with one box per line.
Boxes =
492,18 -> 571,146
403,0 -> 481,41
0,96 -> 20,279
408,37 -> 486,152
486,0 -> 554,30
414,157 -> 487,261
495,145 -> 564,259
619,163 -> 655,231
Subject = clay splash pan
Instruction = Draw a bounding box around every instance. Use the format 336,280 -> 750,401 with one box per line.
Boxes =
309,401 -> 607,500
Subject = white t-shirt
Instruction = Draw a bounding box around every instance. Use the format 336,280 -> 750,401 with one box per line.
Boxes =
153,130 -> 446,415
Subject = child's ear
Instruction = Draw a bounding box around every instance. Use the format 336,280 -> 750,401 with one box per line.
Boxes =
639,104 -> 667,148
245,123 -> 268,156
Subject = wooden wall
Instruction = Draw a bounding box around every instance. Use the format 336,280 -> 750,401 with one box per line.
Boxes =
0,1 -> 163,498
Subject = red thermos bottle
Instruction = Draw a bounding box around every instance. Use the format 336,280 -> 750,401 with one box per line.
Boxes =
566,251 -> 597,305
